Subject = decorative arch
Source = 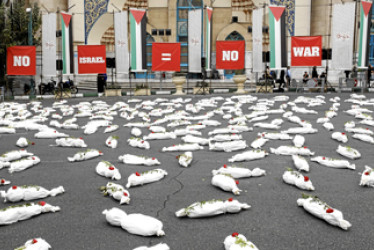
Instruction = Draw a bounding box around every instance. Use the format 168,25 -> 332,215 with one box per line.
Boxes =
225,31 -> 245,41
216,23 -> 248,42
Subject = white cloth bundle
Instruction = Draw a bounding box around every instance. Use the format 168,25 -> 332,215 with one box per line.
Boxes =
212,166 -> 265,178
292,106 -> 318,114
258,132 -> 292,140
0,178 -> 11,185
325,110 -> 338,119
344,121 -> 355,128
292,155 -> 310,172
133,243 -> 170,250
283,169 -> 314,190
102,182 -> 130,205
124,122 -> 150,128
131,127 -> 142,137
149,126 -> 166,133
248,115 -> 268,123
9,156 -> 41,174
209,134 -> 242,142
34,130 -> 68,139
253,123 -> 280,130
143,132 -> 176,140
15,238 -> 51,250
208,128 -> 240,136
106,136 -> 118,149
178,152 -> 193,168
336,145 -> 361,160
211,174 -> 241,195
227,124 -> 252,132
293,135 -> 305,147
224,233 -> 259,250
311,156 -> 355,170
331,132 -> 348,143
360,166 -> 374,187
162,143 -> 203,152
250,137 -> 268,149
345,127 -> 373,135
297,196 -> 351,230
0,202 -> 60,225
119,154 -> 160,166
0,161 -> 11,169
0,127 -> 16,134
200,120 -> 221,126
96,161 -> 121,180
0,149 -> 34,162
128,137 -> 150,149
104,125 -> 119,133
67,149 -> 103,162
175,198 -> 250,218
16,137 -> 30,148
209,140 -> 247,152
0,185 -> 64,202
352,133 -> 374,144
102,207 -> 165,236
74,111 -> 92,117
229,150 -> 268,162
281,127 -> 318,134
181,135 -> 209,145
167,120 -> 191,128
360,119 -> 374,126
317,117 -> 330,124
55,138 -> 87,148
185,124 -> 206,131
270,146 -> 314,156
126,169 -> 167,188
323,122 -> 334,131
173,128 -> 202,137
83,120 -> 111,134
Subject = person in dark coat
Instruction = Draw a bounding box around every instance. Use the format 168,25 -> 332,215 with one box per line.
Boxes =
278,70 -> 286,88
311,66 -> 318,79
368,64 -> 372,88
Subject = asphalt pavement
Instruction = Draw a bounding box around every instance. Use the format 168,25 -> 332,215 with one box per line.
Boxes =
0,93 -> 374,250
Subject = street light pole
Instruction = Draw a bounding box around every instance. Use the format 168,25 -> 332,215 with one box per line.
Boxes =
26,8 -> 32,45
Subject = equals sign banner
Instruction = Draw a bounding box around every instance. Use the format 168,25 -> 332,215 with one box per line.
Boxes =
161,53 -> 172,61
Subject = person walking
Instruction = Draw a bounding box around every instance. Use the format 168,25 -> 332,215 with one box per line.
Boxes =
286,66 -> 291,88
368,64 -> 372,88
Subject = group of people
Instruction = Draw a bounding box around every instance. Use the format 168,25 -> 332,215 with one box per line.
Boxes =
264,66 -> 291,89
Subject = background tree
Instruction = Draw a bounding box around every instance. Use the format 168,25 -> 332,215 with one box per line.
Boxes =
0,0 -> 41,86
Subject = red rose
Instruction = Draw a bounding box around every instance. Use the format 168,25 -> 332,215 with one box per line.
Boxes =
109,166 -> 115,170
326,208 -> 334,213
365,172 -> 370,176
141,141 -> 144,144
108,126 -> 111,128
12,186 -> 17,190
176,156 -> 180,159
322,157 -> 326,160
123,192 -> 128,197
233,133 -> 236,136
228,198 -> 233,202
32,157 -> 35,160
39,201 -> 46,206
108,141 -> 111,144
152,157 -> 156,160
342,133 -> 345,135
235,180 -> 239,185
99,151 -> 102,154
1,179 -> 4,184
223,164 -> 227,168
304,176 -> 309,182
135,172 -> 141,176
304,147 -> 307,149
80,137 -> 83,140
31,142 -> 35,145
54,131 -> 56,133
173,145 -> 176,147
232,232 -> 239,237
32,239 -> 38,244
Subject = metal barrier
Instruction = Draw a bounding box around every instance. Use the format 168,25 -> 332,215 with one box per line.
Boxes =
338,77 -> 367,94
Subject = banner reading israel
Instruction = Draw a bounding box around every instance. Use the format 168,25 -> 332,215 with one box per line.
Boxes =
7,46 -> 36,75
152,43 -> 181,72
78,45 -> 107,74
291,36 -> 322,67
216,41 -> 245,70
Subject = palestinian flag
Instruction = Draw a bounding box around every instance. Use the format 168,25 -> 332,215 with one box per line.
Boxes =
358,1 -> 372,68
130,8 -> 146,72
61,12 -> 74,74
205,7 -> 213,70
269,6 -> 287,69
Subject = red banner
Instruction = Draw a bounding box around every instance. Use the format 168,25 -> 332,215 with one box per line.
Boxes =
291,36 -> 322,66
7,46 -> 36,75
78,45 -> 107,74
216,41 -> 245,70
152,43 -> 180,72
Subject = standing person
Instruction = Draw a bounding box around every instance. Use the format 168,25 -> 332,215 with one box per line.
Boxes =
311,66 -> 318,79
368,64 -> 372,88
278,70 -> 285,88
286,66 -> 291,88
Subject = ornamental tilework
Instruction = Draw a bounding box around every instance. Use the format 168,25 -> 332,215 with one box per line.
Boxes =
85,0 -> 109,43
270,0 -> 295,36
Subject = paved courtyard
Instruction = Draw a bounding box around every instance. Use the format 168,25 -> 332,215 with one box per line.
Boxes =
0,93 -> 374,250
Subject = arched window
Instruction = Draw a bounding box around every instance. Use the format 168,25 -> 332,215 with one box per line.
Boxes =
177,0 -> 203,72
225,31 -> 244,41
